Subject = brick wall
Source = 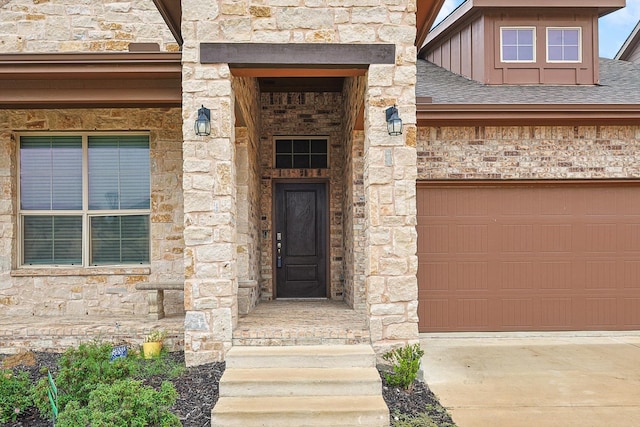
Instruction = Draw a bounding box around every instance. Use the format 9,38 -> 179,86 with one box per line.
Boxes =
417,126 -> 640,179
0,0 -> 178,52
0,108 -> 184,317
258,92 -> 345,300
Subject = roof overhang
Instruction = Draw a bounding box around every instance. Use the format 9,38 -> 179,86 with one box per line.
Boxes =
416,0 -> 448,48
152,0 -> 182,46
616,20 -> 640,60
0,52 -> 182,109
417,100 -> 640,126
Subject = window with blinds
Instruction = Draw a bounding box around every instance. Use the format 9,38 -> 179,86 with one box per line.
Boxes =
19,134 -> 150,266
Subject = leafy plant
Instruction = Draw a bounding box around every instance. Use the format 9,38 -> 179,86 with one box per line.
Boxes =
391,411 -> 442,427
33,341 -> 138,417
0,369 -> 33,423
144,329 -> 168,343
382,343 -> 425,391
56,379 -> 181,427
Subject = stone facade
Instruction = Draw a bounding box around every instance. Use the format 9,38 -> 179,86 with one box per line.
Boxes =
0,107 -> 185,317
180,0 -> 420,364
417,126 -> 640,180
0,0 -> 178,53
0,0 -> 422,366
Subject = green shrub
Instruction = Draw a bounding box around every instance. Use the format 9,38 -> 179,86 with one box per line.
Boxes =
0,369 -> 33,423
382,343 -> 425,390
33,341 -> 138,417
56,379 -> 181,427
391,411 -> 440,427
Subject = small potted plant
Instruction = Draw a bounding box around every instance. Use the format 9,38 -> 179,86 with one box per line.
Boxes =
142,329 -> 167,359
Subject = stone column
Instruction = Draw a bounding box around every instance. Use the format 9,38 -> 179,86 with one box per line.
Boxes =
363,14 -> 420,355
182,0 -> 238,366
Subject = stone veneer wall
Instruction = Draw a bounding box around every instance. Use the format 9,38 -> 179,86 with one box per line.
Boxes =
258,92 -> 345,301
0,108 -> 184,317
341,76 -> 367,311
0,0 -> 178,52
417,126 -> 640,179
180,0 -> 420,365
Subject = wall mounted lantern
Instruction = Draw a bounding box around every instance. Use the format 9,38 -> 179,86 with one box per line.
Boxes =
194,105 -> 211,136
385,105 -> 403,136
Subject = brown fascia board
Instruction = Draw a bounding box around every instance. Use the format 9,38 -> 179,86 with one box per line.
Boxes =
0,52 -> 182,108
416,103 -> 640,126
615,21 -> 640,60
0,52 -> 182,80
152,0 -> 182,46
416,0 -> 448,48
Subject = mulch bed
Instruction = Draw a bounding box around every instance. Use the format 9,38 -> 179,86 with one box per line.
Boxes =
3,351 -> 455,427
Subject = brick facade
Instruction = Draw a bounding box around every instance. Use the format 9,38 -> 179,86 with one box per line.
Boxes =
417,126 -> 640,180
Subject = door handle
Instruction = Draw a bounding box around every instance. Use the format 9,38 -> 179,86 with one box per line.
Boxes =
276,234 -> 282,268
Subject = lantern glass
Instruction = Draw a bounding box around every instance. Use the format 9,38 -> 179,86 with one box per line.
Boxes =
194,106 -> 211,136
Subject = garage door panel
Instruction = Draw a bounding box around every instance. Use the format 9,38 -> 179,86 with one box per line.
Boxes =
540,298 -> 573,328
623,298 -> 640,326
539,224 -> 573,252
418,224 -> 449,253
501,299 -> 534,328
538,261 -> 574,290
500,261 -> 535,290
584,298 -> 618,328
420,261 -> 449,291
499,224 -> 535,252
455,191 -> 488,216
583,223 -> 618,252
623,261 -> 640,288
584,261 -> 618,290
457,299 -> 489,329
621,224 -> 640,251
454,261 -> 489,290
418,183 -> 640,332
455,224 -> 488,253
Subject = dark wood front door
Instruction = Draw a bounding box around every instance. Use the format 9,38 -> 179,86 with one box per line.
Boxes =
274,182 -> 327,298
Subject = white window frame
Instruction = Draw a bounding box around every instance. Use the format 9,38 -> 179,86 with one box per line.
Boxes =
273,136 -> 330,169
500,26 -> 536,63
546,27 -> 582,63
17,132 -> 151,268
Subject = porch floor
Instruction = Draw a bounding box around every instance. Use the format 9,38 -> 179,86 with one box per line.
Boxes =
0,314 -> 184,354
234,299 -> 370,346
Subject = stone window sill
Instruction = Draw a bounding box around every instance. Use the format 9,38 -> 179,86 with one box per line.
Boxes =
11,266 -> 151,277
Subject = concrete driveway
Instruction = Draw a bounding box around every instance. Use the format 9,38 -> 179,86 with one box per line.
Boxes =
420,334 -> 640,427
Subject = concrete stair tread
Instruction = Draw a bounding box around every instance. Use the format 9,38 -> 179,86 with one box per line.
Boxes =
222,367 -> 380,382
212,394 -> 388,413
226,344 -> 374,357
225,344 -> 376,368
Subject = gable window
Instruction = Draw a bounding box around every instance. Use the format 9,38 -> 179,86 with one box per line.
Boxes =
274,137 -> 328,169
547,27 -> 581,62
500,27 -> 535,62
19,134 -> 150,266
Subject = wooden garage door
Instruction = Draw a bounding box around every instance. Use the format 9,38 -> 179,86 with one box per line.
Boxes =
417,182 -> 640,332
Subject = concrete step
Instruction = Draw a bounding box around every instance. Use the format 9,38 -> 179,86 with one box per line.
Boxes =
225,344 -> 376,369
219,367 -> 382,397
210,395 -> 389,427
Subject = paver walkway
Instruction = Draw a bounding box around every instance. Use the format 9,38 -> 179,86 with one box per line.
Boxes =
421,333 -> 640,427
